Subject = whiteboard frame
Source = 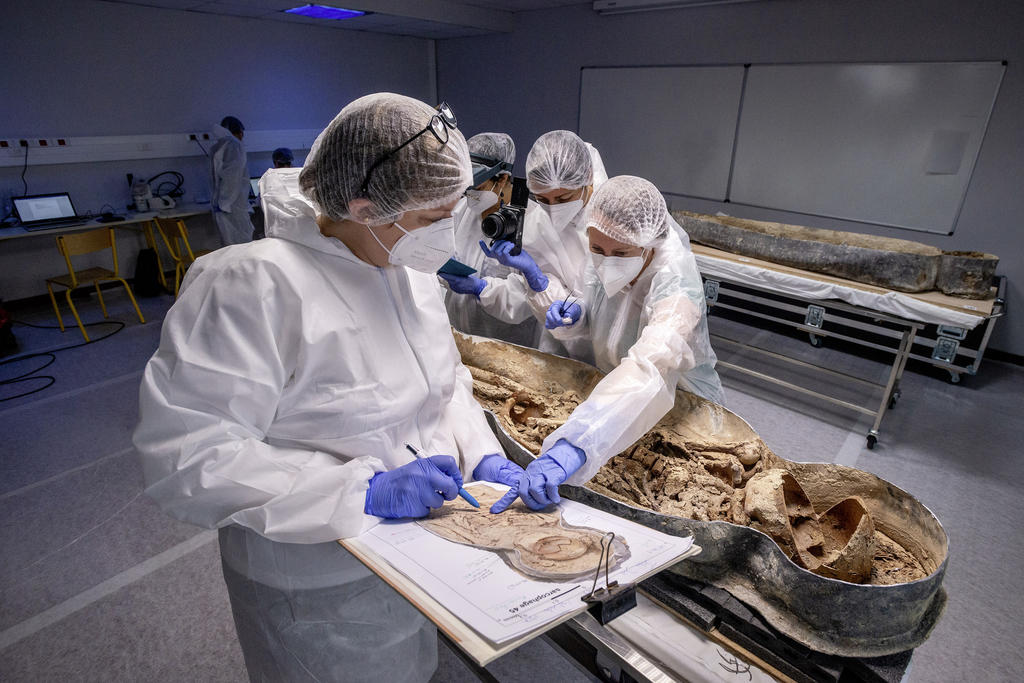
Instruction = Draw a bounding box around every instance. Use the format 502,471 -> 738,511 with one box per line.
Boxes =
728,60 -> 1006,235
577,63 -> 748,202
576,60 -> 1006,236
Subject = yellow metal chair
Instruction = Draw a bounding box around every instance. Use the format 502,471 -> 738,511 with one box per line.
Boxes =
154,217 -> 213,296
45,227 -> 146,342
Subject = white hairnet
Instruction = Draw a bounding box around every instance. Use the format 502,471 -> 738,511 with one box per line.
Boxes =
586,175 -> 670,248
299,93 -> 471,224
526,130 -> 593,193
468,132 -> 515,167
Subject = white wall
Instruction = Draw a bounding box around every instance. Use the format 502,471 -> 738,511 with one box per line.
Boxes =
1,0 -> 435,300
437,0 -> 1024,356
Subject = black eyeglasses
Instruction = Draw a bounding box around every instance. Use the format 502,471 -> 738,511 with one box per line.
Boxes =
359,102 -> 458,197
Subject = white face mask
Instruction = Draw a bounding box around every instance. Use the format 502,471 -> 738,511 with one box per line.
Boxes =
366,216 -> 456,273
465,189 -> 499,214
592,250 -> 647,297
540,197 -> 584,231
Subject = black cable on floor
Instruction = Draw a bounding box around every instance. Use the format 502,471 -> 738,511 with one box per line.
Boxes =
0,320 -> 127,402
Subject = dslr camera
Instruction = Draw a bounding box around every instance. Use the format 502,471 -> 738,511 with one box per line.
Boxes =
480,176 -> 529,256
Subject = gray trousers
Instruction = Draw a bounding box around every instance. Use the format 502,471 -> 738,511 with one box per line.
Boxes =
219,533 -> 437,682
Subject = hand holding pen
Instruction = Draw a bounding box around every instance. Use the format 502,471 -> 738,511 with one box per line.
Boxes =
363,452 -> 468,519
406,444 -> 480,508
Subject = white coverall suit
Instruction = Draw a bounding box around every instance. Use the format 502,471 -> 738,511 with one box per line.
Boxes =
444,196 -> 539,347
545,226 -> 725,485
476,143 -> 609,353
133,168 -> 503,682
210,132 -> 256,245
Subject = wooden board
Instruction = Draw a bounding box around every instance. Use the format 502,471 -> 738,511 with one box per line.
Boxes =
691,243 -> 996,318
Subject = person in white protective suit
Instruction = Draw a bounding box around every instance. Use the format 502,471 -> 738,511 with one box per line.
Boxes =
272,146 -> 294,168
491,175 -> 724,513
443,130 -> 608,353
437,132 -> 537,346
133,94 -> 528,682
210,115 -> 256,245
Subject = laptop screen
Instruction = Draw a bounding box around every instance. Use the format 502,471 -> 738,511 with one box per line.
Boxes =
14,194 -> 76,223
250,178 -> 260,198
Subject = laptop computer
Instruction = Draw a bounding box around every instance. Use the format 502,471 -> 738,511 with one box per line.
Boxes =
13,193 -> 90,231
250,177 -> 261,198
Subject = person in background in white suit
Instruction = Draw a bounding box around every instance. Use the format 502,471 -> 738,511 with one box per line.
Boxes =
443,130 -> 608,353
210,115 -> 256,245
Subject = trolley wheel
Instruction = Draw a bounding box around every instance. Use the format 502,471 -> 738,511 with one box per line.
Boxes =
808,334 -> 823,348
888,395 -> 898,409
948,372 -> 961,384
866,435 -> 878,450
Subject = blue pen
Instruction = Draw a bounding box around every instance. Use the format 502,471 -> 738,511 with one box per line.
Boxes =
405,443 -> 481,508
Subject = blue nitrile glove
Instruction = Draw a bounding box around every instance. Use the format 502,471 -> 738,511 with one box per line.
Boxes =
479,240 -> 548,292
472,453 -> 526,488
439,272 -> 486,298
490,439 -> 586,514
364,455 -> 464,519
545,300 -> 582,330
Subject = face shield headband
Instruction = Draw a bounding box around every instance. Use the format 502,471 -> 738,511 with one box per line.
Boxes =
470,154 -> 513,188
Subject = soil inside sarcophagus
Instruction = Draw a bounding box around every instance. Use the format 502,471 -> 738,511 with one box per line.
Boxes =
467,361 -> 928,586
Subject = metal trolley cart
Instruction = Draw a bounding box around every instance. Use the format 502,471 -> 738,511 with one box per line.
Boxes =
692,245 -> 1003,449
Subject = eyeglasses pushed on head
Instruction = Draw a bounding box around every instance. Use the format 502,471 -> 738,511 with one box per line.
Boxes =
359,102 -> 458,197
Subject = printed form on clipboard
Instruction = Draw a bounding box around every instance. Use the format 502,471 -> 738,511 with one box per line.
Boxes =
342,482 -> 700,646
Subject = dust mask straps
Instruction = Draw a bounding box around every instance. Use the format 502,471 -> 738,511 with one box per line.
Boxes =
365,217 -> 456,273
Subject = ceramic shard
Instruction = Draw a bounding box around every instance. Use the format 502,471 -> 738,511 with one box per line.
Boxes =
817,496 -> 876,584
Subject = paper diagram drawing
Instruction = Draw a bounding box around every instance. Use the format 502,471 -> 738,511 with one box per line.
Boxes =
356,483 -> 697,644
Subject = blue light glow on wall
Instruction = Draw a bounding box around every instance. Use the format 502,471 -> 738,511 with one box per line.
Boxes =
284,5 -> 367,21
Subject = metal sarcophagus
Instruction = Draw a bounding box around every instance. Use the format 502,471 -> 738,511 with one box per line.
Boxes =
456,333 -> 947,657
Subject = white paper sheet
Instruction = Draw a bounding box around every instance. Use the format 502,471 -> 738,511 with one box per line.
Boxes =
356,483 -> 696,644
609,594 -> 780,682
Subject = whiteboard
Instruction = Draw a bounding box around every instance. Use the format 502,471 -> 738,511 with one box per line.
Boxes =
730,62 -> 1005,234
578,66 -> 745,200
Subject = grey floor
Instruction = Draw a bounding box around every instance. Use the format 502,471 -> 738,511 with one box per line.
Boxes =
1,289 -> 1022,682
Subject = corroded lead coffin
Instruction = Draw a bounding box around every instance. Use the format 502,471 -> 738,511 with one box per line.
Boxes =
675,210 -> 998,299
456,333 -> 948,658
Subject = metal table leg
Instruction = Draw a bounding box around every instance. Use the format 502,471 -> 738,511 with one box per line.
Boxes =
867,324 -> 919,449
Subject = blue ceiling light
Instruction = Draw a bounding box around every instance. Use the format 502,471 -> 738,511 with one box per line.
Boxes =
285,5 -> 367,20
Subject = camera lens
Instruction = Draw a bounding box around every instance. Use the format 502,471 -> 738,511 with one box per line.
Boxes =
481,208 -> 515,240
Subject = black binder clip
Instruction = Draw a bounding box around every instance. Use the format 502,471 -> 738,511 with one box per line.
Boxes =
582,532 -> 636,625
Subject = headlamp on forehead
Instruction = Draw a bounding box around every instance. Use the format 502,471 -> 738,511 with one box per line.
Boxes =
470,154 -> 513,188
